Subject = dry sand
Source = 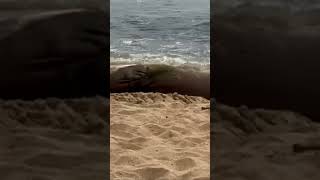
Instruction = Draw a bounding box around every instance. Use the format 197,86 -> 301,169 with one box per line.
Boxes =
110,92 -> 210,180
2,90 -> 318,180
0,92 -> 210,180
212,102 -> 320,180
0,97 -> 108,180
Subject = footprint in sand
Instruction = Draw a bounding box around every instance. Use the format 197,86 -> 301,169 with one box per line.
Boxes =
136,167 -> 170,180
174,157 -> 196,171
115,155 -> 143,166
145,124 -> 166,136
111,123 -> 137,138
118,142 -> 143,151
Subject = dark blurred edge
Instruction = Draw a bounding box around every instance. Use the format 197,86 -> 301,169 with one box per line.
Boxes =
106,0 -> 110,179
0,0 -> 110,179
210,0 -> 213,179
210,0 -> 320,179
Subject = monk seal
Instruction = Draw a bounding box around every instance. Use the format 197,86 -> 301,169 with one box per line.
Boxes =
110,64 -> 210,99
0,9 -> 108,99
212,7 -> 320,120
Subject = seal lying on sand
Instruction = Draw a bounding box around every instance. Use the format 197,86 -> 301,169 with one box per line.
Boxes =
0,9 -> 108,99
110,64 -> 210,99
212,11 -> 320,120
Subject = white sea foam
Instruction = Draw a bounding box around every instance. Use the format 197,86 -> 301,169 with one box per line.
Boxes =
111,52 -> 210,66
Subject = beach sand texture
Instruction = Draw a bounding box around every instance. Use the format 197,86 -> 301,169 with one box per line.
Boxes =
0,97 -> 108,180
1,92 -> 319,180
212,102 -> 320,180
110,92 -> 210,180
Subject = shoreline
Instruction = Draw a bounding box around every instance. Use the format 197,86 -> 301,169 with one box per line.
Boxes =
110,64 -> 211,99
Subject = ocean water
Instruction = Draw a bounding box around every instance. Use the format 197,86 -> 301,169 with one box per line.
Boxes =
110,0 -> 210,65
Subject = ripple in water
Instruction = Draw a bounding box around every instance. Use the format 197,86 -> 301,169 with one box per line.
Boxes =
111,0 -> 210,65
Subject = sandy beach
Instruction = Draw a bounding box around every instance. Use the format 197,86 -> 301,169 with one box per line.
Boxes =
110,92 -> 210,180
0,92 -> 210,180
1,92 -> 319,180
212,102 -> 320,180
0,97 -> 108,179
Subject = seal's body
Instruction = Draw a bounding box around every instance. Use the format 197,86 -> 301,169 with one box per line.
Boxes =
110,64 -> 210,99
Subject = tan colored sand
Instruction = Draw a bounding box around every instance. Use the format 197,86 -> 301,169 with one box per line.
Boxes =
110,92 -> 210,180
